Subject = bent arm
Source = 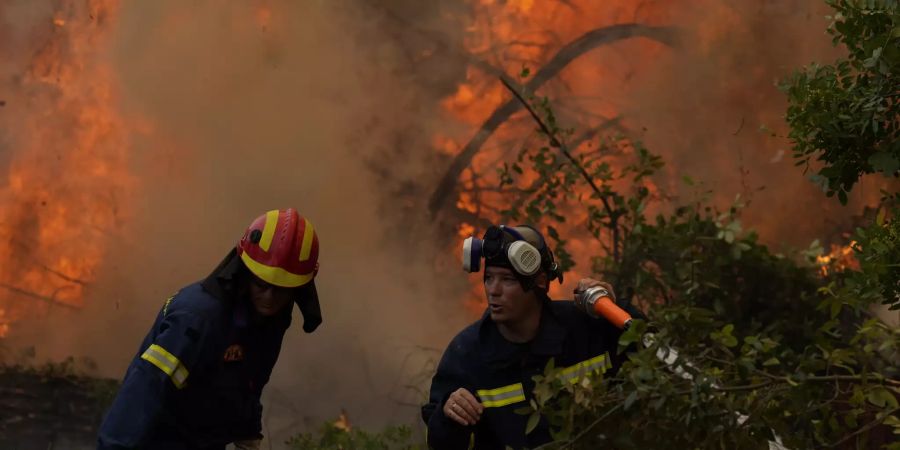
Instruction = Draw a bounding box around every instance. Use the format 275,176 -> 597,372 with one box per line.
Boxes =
422,343 -> 476,450
97,308 -> 211,449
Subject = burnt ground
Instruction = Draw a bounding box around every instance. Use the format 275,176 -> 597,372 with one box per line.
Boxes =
0,364 -> 118,450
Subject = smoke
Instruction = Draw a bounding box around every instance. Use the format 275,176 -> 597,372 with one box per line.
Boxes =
1,0 -> 470,442
1,0 -> 895,445
620,0 -> 890,249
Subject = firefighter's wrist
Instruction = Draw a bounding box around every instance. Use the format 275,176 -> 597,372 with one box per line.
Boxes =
233,439 -> 262,450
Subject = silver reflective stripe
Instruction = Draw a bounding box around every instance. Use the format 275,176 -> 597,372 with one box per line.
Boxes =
558,353 -> 611,384
477,383 -> 526,408
172,365 -> 188,386
141,343 -> 189,389
485,389 -> 524,402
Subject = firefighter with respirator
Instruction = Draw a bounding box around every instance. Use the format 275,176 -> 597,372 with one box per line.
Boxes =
98,208 -> 323,450
422,225 -> 645,449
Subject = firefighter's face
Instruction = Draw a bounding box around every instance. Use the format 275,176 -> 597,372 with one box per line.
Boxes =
484,266 -> 541,324
248,275 -> 294,317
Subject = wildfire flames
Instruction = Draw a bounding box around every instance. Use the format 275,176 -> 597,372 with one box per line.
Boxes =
0,0 -> 876,335
816,242 -> 860,277
0,0 -> 132,337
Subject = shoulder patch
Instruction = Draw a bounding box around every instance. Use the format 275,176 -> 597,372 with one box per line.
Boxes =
162,292 -> 178,316
223,344 -> 245,362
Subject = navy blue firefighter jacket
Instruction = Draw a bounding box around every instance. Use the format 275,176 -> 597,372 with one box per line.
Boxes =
422,298 -> 644,450
97,250 -> 294,449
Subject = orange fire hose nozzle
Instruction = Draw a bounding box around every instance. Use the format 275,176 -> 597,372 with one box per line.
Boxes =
593,295 -> 633,330
576,286 -> 633,330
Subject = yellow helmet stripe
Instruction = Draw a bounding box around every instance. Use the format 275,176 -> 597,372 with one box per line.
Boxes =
241,251 -> 313,288
259,209 -> 280,252
298,218 -> 316,262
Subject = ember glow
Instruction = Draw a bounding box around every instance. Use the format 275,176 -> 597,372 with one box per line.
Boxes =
816,242 -> 860,277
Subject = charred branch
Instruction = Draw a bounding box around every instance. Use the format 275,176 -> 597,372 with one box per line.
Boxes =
0,283 -> 80,309
428,24 -> 678,216
38,264 -> 87,286
500,76 -> 624,261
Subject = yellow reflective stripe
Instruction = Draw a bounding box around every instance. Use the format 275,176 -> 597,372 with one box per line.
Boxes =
559,353 -> 611,384
298,218 -> 315,262
259,210 -> 280,252
240,251 -> 314,288
477,383 -> 526,408
141,351 -> 173,374
141,344 -> 189,389
147,343 -> 178,367
478,383 -> 522,397
481,393 -> 526,408
172,365 -> 188,387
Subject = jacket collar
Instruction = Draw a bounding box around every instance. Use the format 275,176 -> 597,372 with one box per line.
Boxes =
478,299 -> 567,368
201,248 -> 291,330
201,248 -> 243,300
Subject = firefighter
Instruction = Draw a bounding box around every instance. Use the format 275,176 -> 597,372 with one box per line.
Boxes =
422,225 -> 644,449
98,208 -> 322,450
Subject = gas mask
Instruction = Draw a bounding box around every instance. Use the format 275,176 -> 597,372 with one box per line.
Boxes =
461,225 -> 562,282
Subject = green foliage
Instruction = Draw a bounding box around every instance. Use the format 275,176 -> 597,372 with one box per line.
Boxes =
495,123 -> 896,448
833,203 -> 900,311
286,423 -> 422,450
524,310 -> 899,449
491,2 -> 900,442
782,0 -> 899,203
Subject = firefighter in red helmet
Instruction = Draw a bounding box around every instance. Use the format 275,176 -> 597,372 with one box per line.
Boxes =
98,209 -> 322,450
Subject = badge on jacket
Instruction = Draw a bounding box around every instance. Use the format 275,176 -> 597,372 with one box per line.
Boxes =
223,344 -> 245,362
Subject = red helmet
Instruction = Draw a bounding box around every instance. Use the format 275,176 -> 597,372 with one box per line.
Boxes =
236,208 -> 319,288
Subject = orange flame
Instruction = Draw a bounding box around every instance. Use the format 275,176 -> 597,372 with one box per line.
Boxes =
0,0 -> 134,337
333,409 -> 352,432
816,242 -> 860,277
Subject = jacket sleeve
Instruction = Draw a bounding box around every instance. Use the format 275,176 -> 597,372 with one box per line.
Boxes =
97,306 -> 213,449
421,338 -> 476,450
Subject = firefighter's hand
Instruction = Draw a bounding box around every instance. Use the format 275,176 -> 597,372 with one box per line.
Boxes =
443,388 -> 483,426
575,278 -> 615,300
234,439 -> 261,450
